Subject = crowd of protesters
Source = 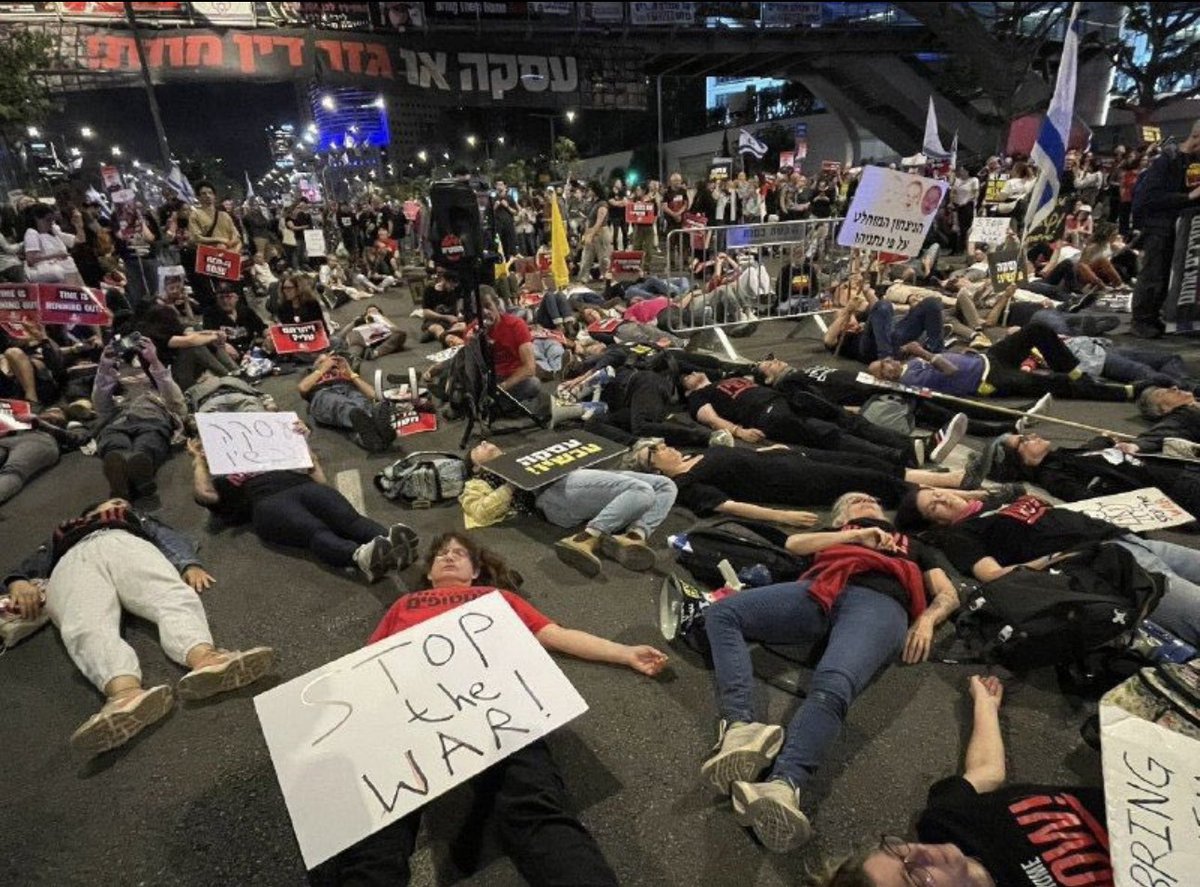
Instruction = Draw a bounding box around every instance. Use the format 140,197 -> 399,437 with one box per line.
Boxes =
3,117 -> 1200,887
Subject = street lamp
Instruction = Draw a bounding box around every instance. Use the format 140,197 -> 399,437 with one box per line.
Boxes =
566,110 -> 577,123
497,136 -> 505,145
372,95 -> 385,109
27,126 -> 39,138
80,126 -> 94,138
466,135 -> 477,147
442,151 -> 450,160
417,150 -> 428,162
111,146 -> 122,157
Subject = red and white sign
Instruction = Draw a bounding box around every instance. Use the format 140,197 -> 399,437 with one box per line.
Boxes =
627,201 -> 656,225
684,212 -> 708,250
440,234 -> 465,263
37,283 -> 112,326
195,244 -> 243,281
611,250 -> 645,281
269,322 -> 330,354
0,282 -> 41,325
0,398 -> 34,435
0,321 -> 30,340
394,410 -> 438,436
402,200 -> 421,222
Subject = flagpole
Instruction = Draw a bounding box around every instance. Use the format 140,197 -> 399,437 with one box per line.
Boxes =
124,1 -> 174,171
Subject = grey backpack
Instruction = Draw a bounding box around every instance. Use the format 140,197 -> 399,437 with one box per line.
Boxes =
374,451 -> 468,507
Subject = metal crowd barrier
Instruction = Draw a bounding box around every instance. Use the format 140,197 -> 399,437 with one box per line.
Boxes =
660,217 -> 849,335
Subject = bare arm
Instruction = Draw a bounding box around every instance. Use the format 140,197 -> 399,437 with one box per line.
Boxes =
963,675 -> 1006,792
716,500 -> 818,527
535,623 -> 667,676
902,567 -> 960,664
499,342 -> 537,391
188,443 -> 220,506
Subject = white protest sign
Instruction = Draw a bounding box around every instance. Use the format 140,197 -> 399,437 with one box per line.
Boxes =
836,166 -> 948,258
303,228 -> 327,257
1101,693 -> 1200,887
254,591 -> 589,869
1057,487 -> 1194,533
426,344 -> 463,363
966,216 -> 1011,246
352,321 -> 393,346
195,411 -> 313,476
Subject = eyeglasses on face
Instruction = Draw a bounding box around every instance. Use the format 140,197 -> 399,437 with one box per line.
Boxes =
878,836 -> 936,887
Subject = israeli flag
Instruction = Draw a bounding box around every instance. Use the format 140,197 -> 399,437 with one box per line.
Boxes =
245,170 -> 255,200
738,129 -> 768,159
166,163 -> 197,204
1025,5 -> 1079,234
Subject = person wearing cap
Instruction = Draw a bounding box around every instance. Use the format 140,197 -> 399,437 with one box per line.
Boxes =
893,489 -> 1200,646
1130,119 -> 1200,338
980,430 -> 1200,516
699,491 -> 961,853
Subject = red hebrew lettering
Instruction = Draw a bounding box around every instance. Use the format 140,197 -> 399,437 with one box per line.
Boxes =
86,34 -> 137,70
314,39 -> 344,72
231,34 -> 303,74
231,33 -> 259,74
364,44 -> 393,79
343,41 -> 365,74
185,34 -> 223,68
144,36 -> 186,68
278,36 -> 304,67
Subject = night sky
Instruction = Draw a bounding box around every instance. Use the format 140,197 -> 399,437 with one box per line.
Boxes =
49,81 -> 302,178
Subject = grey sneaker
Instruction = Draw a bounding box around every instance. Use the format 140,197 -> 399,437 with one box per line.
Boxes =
731,779 -> 813,853
700,720 -> 785,794
387,523 -> 420,570
708,429 -> 735,447
354,536 -> 392,582
177,647 -> 276,701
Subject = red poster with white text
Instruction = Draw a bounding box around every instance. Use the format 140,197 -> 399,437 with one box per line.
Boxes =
0,398 -> 34,435
0,282 -> 40,325
394,410 -> 438,436
36,283 -> 112,326
195,244 -> 243,281
269,322 -> 330,354
611,251 -> 645,281
627,202 -> 656,225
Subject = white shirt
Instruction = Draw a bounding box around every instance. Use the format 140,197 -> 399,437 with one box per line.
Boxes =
23,224 -> 75,262
950,176 -> 979,207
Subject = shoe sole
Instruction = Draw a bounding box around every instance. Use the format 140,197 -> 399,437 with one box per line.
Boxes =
700,726 -> 784,794
102,452 -> 130,500
929,413 -> 968,463
387,524 -> 420,569
177,647 -> 276,701
126,452 -> 157,496
731,782 -> 813,853
599,535 -> 658,571
554,541 -> 602,577
349,410 -> 386,453
70,685 -> 174,758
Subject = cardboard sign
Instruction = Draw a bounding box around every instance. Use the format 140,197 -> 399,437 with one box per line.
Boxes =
425,345 -> 463,364
479,430 -> 627,491
0,283 -> 40,325
1140,124 -> 1163,145
39,283 -> 111,326
395,409 -> 438,436
1165,207 -> 1200,327
352,322 -> 394,347
726,220 -> 813,249
610,250 -> 645,281
254,591 -> 589,869
836,166 -> 947,258
303,228 -> 327,258
983,175 -> 1010,204
1101,675 -> 1200,887
195,411 -> 313,476
195,244 -> 243,281
986,247 -> 1028,291
269,322 -> 330,354
966,216 -> 1012,246
627,202 -> 656,225
0,398 -> 34,435
1057,487 -> 1194,533
111,188 -> 136,205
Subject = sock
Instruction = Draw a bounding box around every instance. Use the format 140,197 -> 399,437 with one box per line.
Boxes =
1068,368 -> 1083,380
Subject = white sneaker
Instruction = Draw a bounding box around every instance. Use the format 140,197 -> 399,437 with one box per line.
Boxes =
700,720 -> 785,794
70,684 -> 174,758
354,536 -> 392,583
929,412 -> 968,463
1163,437 -> 1200,460
731,779 -> 813,853
1016,393 -> 1053,433
177,647 -> 276,701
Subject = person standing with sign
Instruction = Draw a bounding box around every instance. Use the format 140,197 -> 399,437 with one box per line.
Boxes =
310,531 -> 664,887
2,498 -> 276,758
1130,119 -> 1200,338
189,182 -> 242,310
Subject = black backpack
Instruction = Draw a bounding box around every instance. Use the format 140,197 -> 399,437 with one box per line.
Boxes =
945,543 -> 1166,672
676,518 -> 809,589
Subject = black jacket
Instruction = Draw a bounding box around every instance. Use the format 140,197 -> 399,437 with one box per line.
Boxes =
1133,404 -> 1200,453
1132,146 -> 1200,234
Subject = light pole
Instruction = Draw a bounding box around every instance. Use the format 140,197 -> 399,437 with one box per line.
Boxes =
530,111 -> 575,177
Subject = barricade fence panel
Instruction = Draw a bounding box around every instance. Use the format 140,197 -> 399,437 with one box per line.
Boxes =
660,217 -> 850,334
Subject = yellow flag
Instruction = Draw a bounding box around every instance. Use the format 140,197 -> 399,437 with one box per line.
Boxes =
550,192 -> 570,289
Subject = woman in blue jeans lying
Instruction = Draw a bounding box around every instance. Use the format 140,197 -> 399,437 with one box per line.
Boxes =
462,440 -> 676,578
700,492 -> 961,854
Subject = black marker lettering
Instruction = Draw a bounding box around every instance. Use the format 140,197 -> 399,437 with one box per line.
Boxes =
485,706 -> 530,750
361,750 -> 430,814
458,610 -> 495,668
438,731 -> 484,777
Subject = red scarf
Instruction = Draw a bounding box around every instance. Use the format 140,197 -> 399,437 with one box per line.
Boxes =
801,544 -> 927,621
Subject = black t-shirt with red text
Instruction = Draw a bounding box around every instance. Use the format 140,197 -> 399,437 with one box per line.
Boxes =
662,187 -> 689,227
928,496 -> 1122,577
918,776 -> 1111,887
685,378 -> 782,427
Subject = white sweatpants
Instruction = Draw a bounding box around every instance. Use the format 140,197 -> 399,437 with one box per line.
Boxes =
45,530 -> 213,691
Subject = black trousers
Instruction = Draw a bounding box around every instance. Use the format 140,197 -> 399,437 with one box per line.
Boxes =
778,448 -> 914,508
308,740 -> 618,887
987,323 -> 1129,402
95,421 -> 171,468
1131,231 -> 1173,326
757,405 -> 906,465
602,371 -> 711,447
251,481 -> 384,568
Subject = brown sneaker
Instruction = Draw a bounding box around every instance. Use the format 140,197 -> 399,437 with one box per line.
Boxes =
70,684 -> 174,758
177,647 -> 276,701
554,532 -> 602,577
599,532 -> 658,571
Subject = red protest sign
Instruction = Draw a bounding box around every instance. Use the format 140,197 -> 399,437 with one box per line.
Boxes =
0,398 -> 34,435
821,160 -> 842,173
684,212 -> 708,250
269,322 -> 330,354
0,283 -> 40,325
627,202 -> 657,225
195,244 -> 243,281
611,251 -> 645,281
394,409 -> 438,436
36,283 -> 112,326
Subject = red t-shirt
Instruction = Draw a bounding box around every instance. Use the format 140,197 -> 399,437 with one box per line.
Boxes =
624,296 -> 670,324
487,313 -> 533,379
368,586 -> 552,644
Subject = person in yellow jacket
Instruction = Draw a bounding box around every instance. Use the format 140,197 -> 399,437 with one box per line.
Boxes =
460,440 -> 677,577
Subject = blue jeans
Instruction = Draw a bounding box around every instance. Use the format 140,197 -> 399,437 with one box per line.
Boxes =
860,297 -> 944,361
536,469 -> 677,538
308,382 -> 371,429
705,582 -> 907,788
627,276 -> 690,299
1113,536 -> 1200,646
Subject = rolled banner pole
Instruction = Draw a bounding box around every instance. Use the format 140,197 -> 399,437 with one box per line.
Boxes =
854,371 -> 1136,440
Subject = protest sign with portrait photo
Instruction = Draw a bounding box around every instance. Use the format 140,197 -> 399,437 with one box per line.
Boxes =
836,166 -> 947,258
254,590 -> 589,869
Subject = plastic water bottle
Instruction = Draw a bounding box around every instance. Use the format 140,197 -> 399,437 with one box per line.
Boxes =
1136,620 -> 1199,664
668,534 -> 693,554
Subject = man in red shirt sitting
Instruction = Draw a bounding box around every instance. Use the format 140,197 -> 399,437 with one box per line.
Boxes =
480,290 -> 541,408
310,531 -> 666,886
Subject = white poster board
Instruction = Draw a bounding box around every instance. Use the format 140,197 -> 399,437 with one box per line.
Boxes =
1101,692 -> 1200,886
254,591 -> 589,869
966,216 -> 1011,246
836,166 -> 948,257
1057,487 -> 1194,533
303,228 -> 327,257
195,411 -> 313,476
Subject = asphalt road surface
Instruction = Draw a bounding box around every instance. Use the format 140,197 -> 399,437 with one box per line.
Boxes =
6,285 -> 1197,886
